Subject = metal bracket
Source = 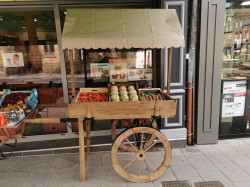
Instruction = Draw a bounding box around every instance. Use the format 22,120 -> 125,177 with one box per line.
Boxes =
151,115 -> 162,120
60,118 -> 78,123
84,117 -> 95,121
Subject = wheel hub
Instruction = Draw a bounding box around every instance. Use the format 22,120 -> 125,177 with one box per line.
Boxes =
136,150 -> 145,160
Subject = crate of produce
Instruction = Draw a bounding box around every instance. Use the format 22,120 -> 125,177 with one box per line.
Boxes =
139,88 -> 172,101
108,82 -> 140,102
74,88 -> 109,103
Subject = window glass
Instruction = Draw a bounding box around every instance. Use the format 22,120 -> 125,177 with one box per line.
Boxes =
0,8 -> 66,135
220,2 -> 250,136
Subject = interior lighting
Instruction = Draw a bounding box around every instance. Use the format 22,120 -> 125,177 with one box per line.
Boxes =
241,1 -> 250,6
34,18 -> 37,22
0,16 -> 3,21
22,26 -> 26,29
64,12 -> 67,15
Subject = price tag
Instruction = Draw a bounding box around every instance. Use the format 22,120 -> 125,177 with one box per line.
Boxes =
6,110 -> 19,122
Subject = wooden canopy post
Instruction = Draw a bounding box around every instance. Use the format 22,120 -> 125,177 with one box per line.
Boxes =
167,48 -> 173,95
69,49 -> 76,97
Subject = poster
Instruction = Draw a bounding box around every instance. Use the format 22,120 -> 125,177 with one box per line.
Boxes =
109,59 -> 128,82
90,63 -> 109,77
2,53 -> 24,67
222,80 -> 247,118
128,68 -> 153,81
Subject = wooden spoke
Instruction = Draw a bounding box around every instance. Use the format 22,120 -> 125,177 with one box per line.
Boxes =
117,152 -> 136,156
144,139 -> 161,152
145,153 -> 164,157
138,160 -> 141,176
133,134 -> 137,148
123,157 -> 137,170
125,137 -> 138,151
140,133 -> 144,150
144,158 -> 156,171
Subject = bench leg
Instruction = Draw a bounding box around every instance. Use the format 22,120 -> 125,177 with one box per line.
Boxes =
79,119 -> 85,182
86,120 -> 91,157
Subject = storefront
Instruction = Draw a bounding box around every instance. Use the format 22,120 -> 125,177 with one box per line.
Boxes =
220,1 -> 250,138
0,0 -> 188,150
195,0 -> 250,144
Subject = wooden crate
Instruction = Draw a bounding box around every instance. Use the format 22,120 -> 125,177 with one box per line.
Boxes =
108,82 -> 139,101
69,99 -> 176,120
139,88 -> 173,101
73,87 -> 109,103
0,106 -> 40,138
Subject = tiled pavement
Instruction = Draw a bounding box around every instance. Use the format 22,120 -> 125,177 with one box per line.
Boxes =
1,138 -> 250,187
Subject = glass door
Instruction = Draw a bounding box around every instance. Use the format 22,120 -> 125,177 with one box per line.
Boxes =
220,1 -> 250,137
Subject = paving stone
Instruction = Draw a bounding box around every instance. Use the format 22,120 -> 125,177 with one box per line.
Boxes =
170,156 -> 202,179
195,168 -> 235,187
0,171 -> 30,187
241,138 -> 250,144
226,152 -> 250,175
153,167 -> 177,187
214,144 -> 240,156
207,155 -> 250,182
171,148 -> 184,157
127,182 -> 154,187
234,181 -> 250,187
196,144 -> 223,156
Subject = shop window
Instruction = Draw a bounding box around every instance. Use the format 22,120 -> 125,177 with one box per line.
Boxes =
220,2 -> 250,136
0,8 -> 66,136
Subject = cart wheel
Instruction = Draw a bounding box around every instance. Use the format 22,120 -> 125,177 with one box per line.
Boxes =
111,126 -> 171,183
111,120 -> 158,152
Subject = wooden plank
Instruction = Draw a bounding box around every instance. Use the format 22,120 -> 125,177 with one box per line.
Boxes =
23,118 -> 60,123
69,49 -> 76,97
69,100 -> 177,119
78,118 -> 86,182
167,48 -> 172,95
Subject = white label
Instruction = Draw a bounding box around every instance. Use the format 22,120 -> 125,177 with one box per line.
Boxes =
222,80 -> 247,118
2,53 -> 24,67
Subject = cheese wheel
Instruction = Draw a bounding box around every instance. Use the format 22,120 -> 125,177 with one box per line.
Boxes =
120,94 -> 129,101
119,86 -> 127,91
119,90 -> 128,96
111,90 -> 119,96
111,94 -> 120,101
130,94 -> 139,101
128,86 -> 135,91
111,86 -> 118,91
129,89 -> 137,95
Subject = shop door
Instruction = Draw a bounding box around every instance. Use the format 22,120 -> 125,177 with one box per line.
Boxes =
219,1 -> 250,138
196,0 -> 226,144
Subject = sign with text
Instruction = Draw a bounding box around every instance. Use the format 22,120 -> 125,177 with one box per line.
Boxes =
109,59 -> 128,82
2,53 -> 24,67
222,80 -> 247,118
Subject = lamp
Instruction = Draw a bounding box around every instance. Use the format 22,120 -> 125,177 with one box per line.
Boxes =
241,1 -> 250,6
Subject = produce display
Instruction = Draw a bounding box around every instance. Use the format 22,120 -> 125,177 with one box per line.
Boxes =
77,92 -> 108,103
1,92 -> 29,107
0,113 -> 8,127
140,91 -> 164,101
0,89 -> 39,127
110,85 -> 139,102
0,101 -> 28,112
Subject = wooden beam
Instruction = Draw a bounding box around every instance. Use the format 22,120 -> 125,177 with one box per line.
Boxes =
167,48 -> 172,95
69,49 -> 76,97
23,118 -> 60,123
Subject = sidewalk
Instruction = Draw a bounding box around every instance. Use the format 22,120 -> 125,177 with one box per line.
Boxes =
0,138 -> 250,187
